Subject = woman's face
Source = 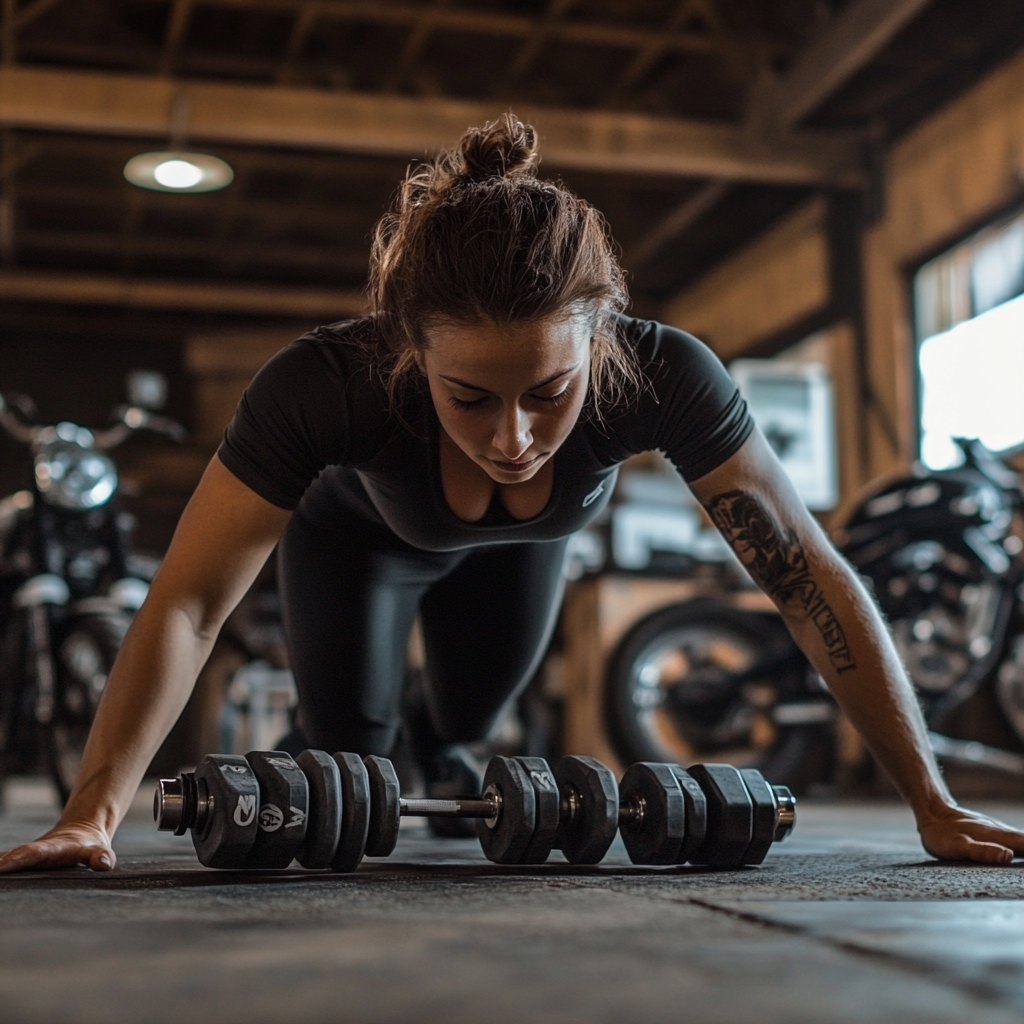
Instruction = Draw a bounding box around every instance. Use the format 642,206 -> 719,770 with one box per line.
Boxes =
420,316 -> 591,484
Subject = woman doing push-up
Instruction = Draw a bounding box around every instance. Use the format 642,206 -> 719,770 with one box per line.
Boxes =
3,115 -> 1023,873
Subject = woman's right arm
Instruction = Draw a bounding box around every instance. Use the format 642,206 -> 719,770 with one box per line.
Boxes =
0,456 -> 293,873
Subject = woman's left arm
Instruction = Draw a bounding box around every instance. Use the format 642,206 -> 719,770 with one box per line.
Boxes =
689,430 -> 1024,863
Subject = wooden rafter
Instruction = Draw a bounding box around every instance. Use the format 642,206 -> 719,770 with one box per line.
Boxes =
385,0 -> 451,92
18,182 -> 370,234
0,66 -> 864,185
19,227 -> 370,274
277,3 -> 319,84
0,267 -> 365,315
508,0 -> 578,81
87,0 -> 723,59
615,0 -> 725,93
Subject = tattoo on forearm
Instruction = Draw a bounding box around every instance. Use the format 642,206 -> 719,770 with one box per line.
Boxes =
707,489 -> 856,674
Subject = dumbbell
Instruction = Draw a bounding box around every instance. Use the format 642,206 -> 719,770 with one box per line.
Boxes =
155,750 -> 794,872
616,762 -> 796,868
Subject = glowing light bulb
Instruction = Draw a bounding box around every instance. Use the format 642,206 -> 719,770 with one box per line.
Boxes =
153,159 -> 204,189
124,151 -> 233,193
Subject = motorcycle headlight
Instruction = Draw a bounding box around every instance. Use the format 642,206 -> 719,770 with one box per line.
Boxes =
35,442 -> 118,510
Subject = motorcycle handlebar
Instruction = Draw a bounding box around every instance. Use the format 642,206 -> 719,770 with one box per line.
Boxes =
93,407 -> 188,449
0,394 -> 188,450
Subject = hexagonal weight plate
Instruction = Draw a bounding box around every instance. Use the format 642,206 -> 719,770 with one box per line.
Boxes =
295,749 -> 342,869
553,755 -> 619,865
687,763 -> 753,868
515,757 -> 560,865
364,755 -> 401,858
477,756 -> 535,865
670,765 -> 707,864
332,752 -> 370,873
192,754 -> 259,868
244,751 -> 310,869
738,768 -> 777,866
618,762 -> 685,866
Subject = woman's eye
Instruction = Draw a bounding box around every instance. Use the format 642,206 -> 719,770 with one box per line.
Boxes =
449,395 -> 487,410
532,388 -> 572,406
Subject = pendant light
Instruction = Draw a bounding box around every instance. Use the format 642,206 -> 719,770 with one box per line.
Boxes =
123,92 -> 233,194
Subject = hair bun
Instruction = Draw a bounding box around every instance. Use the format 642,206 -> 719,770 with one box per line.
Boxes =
458,114 -> 538,183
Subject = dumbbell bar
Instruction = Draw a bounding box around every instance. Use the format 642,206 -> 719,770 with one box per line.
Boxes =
155,750 -> 795,871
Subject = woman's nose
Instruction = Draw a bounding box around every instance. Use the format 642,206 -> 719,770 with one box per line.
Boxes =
493,404 -> 532,458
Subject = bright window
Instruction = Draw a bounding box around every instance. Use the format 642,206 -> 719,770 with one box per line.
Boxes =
919,294 -> 1024,468
915,208 -> 1024,469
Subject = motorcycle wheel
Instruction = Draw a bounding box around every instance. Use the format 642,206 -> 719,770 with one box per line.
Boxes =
47,612 -> 128,804
603,600 -> 833,793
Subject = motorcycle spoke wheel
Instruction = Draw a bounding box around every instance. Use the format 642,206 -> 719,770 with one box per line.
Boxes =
604,600 -> 832,792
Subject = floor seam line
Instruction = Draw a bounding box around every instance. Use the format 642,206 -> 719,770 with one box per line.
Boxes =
685,894 -> 1017,1012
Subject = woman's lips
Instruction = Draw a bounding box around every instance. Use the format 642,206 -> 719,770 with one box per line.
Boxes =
489,454 -> 544,474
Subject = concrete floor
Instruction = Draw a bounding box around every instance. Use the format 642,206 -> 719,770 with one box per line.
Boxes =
4,781 -> 1024,1023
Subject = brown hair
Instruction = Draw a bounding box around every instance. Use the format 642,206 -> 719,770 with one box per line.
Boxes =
366,113 -> 637,413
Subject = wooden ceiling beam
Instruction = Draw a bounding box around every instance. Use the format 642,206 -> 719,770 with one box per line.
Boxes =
120,0 -> 720,57
0,66 -> 863,185
17,182 -> 370,233
625,179 -> 729,268
763,0 -> 935,129
0,268 -> 365,316
12,0 -> 64,31
19,227 -> 370,272
508,0 -> 578,81
277,3 -> 320,84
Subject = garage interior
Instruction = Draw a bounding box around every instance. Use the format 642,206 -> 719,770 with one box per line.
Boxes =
3,1 -> 1024,1021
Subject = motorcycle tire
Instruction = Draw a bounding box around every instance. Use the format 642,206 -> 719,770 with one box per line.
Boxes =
603,599 -> 834,794
46,612 -> 129,805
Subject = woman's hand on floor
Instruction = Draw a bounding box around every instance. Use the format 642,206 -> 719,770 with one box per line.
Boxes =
918,804 -> 1024,863
0,822 -> 115,874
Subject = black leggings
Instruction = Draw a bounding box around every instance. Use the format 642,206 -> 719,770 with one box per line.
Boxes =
277,504 -> 568,758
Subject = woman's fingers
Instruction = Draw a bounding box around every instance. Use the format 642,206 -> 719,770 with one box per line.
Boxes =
0,829 -> 115,874
919,809 -> 1024,863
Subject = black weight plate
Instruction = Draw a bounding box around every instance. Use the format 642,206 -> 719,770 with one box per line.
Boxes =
295,749 -> 342,869
738,768 -> 777,866
477,756 -> 535,865
515,757 -> 560,865
244,751 -> 309,868
364,755 -> 401,858
332,752 -> 370,872
619,762 -> 685,865
670,766 -> 708,864
687,763 -> 753,868
553,755 -> 619,865
192,754 -> 259,868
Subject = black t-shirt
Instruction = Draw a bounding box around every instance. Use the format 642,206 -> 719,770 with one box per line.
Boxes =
218,315 -> 753,552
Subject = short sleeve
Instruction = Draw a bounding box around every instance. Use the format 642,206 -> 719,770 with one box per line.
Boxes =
217,337 -> 352,509
623,319 -> 754,481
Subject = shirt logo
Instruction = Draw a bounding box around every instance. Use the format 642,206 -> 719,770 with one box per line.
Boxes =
582,482 -> 605,508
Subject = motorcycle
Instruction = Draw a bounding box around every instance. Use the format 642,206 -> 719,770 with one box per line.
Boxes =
0,381 -> 186,802
835,437 -> 1024,776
